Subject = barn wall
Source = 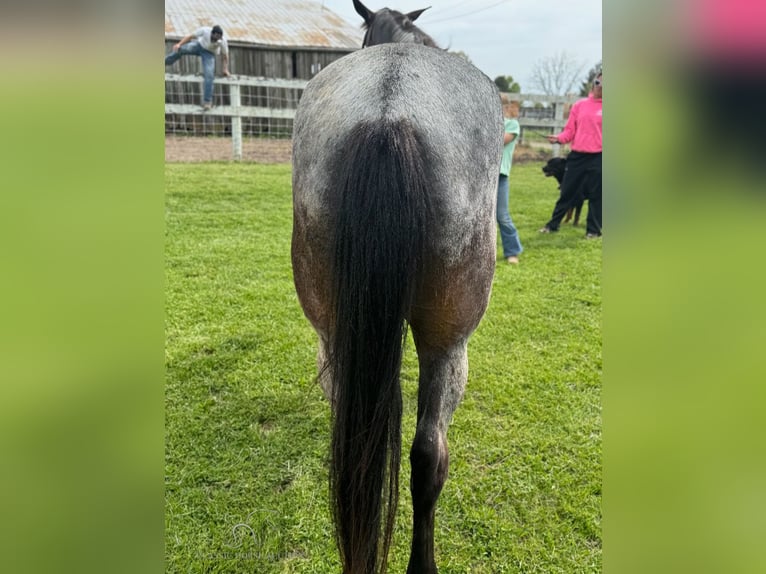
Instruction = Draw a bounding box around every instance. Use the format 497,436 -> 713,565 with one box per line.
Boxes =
164,40 -> 352,80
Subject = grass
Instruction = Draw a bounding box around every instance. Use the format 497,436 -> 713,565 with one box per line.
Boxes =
165,160 -> 601,573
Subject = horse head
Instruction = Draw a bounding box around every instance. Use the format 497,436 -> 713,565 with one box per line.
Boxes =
353,1 -> 437,48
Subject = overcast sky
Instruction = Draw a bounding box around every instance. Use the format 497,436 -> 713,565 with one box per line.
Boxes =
318,0 -> 602,92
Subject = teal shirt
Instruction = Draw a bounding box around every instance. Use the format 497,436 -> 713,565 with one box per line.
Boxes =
500,118 -> 520,176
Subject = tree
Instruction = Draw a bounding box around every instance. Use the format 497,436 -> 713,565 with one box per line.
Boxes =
528,52 -> 586,96
494,75 -> 521,93
579,60 -> 602,97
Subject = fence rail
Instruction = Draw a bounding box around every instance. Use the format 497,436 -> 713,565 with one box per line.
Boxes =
165,73 -> 580,160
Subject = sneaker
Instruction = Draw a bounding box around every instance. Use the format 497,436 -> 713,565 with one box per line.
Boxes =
538,226 -> 552,233
201,103 -> 213,111
506,256 -> 519,265
585,233 -> 601,239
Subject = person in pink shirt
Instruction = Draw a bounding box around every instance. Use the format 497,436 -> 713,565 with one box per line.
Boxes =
540,72 -> 603,238
686,0 -> 766,178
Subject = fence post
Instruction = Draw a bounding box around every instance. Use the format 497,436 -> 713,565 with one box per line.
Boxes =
552,97 -> 565,156
230,83 -> 242,161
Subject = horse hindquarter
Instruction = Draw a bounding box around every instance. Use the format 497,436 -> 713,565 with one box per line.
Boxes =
292,44 -> 503,574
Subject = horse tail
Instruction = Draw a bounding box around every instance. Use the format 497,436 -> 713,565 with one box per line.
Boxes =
328,119 -> 430,574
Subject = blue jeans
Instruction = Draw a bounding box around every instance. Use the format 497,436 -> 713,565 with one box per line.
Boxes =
497,174 -> 523,258
165,41 -> 216,104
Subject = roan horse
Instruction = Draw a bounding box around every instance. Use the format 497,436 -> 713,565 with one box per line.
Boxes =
291,2 -> 503,572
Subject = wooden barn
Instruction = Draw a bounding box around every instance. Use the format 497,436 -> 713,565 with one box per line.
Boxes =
165,0 -> 364,136
164,0 -> 364,77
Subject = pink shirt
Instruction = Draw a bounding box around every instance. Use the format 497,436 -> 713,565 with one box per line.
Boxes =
690,0 -> 766,60
557,94 -> 602,153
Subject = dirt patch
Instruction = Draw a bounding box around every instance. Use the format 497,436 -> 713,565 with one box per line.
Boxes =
165,136 -> 293,163
164,137 -> 551,164
513,144 -> 553,163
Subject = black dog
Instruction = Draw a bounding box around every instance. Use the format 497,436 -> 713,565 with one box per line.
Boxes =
541,157 -> 584,226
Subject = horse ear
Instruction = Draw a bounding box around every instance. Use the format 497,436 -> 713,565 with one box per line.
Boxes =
406,6 -> 431,22
353,0 -> 374,24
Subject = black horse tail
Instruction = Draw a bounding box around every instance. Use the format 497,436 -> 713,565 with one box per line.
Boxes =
328,119 -> 430,574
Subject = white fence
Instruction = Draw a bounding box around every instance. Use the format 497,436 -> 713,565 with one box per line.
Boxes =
165,73 -> 579,160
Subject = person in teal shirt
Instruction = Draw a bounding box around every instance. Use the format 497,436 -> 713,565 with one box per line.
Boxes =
497,95 -> 523,264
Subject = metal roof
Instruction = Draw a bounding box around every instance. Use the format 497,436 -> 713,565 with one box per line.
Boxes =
165,0 -> 364,51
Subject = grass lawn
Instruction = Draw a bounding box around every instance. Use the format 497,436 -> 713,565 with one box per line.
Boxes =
165,159 -> 602,573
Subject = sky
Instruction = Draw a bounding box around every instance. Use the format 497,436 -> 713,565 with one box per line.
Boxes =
318,0 -> 602,92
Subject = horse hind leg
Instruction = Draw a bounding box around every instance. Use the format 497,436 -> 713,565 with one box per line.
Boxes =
407,339 -> 468,574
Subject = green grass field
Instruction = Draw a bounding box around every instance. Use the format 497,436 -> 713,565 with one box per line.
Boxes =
165,160 -> 601,573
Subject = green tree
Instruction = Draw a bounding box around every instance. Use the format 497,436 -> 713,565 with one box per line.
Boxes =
579,61 -> 602,96
494,75 -> 521,93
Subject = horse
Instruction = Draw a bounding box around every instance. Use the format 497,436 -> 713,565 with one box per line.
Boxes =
291,3 -> 503,572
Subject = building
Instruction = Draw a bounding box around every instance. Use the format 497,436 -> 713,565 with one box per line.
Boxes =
165,0 -> 364,136
164,0 -> 363,80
